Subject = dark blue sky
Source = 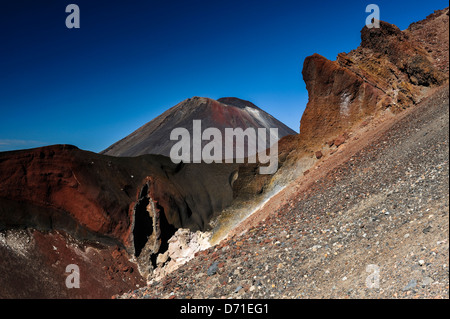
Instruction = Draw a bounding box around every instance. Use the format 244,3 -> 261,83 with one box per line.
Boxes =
0,0 -> 447,152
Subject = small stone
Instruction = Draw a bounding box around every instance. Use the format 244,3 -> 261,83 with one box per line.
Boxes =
207,262 -> 219,276
418,260 -> 425,266
219,275 -> 228,285
421,277 -> 433,286
402,279 -> 417,291
334,136 -> 346,147
234,286 -> 243,293
422,226 -> 432,233
156,251 -> 169,266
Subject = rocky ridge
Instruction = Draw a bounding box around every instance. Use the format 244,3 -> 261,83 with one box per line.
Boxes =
299,9 -> 448,152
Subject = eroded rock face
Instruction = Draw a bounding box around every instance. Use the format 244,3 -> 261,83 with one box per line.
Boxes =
300,53 -> 385,149
130,181 -> 177,278
406,7 -> 449,74
235,9 -> 450,211
299,12 -> 447,151
357,20 -> 444,88
0,145 -> 183,250
0,145 -> 237,248
0,145 -> 238,296
0,145 -> 137,245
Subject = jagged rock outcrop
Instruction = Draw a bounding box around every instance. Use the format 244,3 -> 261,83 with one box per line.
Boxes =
407,7 -> 449,74
223,8 -> 449,223
299,10 -> 448,150
300,53 -> 385,149
101,96 -> 296,158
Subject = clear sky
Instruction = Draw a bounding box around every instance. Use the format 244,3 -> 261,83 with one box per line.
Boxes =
0,0 -> 447,152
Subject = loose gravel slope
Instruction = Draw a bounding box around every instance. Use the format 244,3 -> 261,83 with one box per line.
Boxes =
120,86 -> 449,299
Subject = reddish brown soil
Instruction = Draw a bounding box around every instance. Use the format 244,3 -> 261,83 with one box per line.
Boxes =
0,229 -> 145,298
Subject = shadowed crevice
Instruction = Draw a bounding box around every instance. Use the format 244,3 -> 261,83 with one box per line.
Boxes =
133,184 -> 153,257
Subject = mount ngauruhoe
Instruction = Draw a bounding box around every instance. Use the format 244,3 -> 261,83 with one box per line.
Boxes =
101,97 -> 296,158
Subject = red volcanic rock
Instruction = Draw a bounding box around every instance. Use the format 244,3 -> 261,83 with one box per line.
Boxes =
300,53 -> 384,149
315,151 -> 323,159
0,145 -> 238,253
360,20 -> 444,87
334,136 -> 346,148
0,145 -> 145,246
0,229 -> 146,298
0,144 -> 239,296
299,12 -> 446,151
407,7 -> 449,74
